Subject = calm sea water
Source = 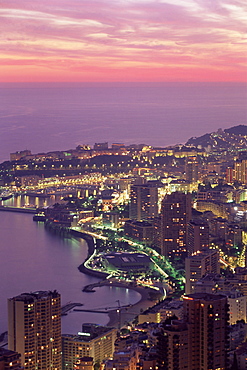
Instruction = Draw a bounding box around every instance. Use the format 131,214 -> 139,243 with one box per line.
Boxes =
0,211 -> 141,334
0,82 -> 246,163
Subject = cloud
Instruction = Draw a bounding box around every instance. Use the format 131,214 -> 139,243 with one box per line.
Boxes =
0,0 -> 246,81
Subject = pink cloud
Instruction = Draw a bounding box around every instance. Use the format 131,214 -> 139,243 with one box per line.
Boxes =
0,0 -> 246,82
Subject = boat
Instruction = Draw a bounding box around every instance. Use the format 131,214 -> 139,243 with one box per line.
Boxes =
0,191 -> 13,201
33,213 -> 46,222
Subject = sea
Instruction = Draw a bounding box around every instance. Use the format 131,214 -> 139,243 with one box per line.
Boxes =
0,82 -> 246,335
0,82 -> 246,163
0,209 -> 142,335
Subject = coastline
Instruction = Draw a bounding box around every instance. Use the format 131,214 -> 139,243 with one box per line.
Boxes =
88,279 -> 164,328
72,229 -> 165,327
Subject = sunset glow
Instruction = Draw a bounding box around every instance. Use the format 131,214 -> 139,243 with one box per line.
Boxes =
0,0 -> 246,82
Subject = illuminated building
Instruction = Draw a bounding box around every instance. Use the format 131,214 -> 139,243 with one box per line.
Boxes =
124,220 -> 153,245
157,293 -> 229,370
210,217 -> 228,240
194,276 -> 246,325
168,179 -> 193,194
111,143 -> 125,150
0,348 -> 22,369
160,192 -> 191,257
62,325 -> 117,369
185,249 -> 220,294
226,159 -> 247,185
74,356 -> 94,370
226,166 -> 234,184
102,212 -> 119,228
129,184 -> 158,221
187,219 -> 209,255
102,252 -> 153,276
234,159 -> 247,184
8,291 -> 61,370
10,150 -> 31,161
104,347 -> 141,370
226,290 -> 246,325
226,223 -> 242,250
196,200 -> 231,220
197,185 -> 231,203
138,299 -> 183,324
185,156 -> 199,183
183,293 -> 229,370
93,142 -> 108,150
19,175 -> 41,186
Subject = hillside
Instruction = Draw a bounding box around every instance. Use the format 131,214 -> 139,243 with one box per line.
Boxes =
186,125 -> 247,150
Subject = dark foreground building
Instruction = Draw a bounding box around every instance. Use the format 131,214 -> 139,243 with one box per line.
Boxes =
157,293 -> 229,370
0,348 -> 22,369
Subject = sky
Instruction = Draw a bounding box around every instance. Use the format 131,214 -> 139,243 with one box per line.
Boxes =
0,0 -> 246,83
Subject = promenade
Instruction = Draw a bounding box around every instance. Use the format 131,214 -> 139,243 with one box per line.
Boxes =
71,228 -> 167,327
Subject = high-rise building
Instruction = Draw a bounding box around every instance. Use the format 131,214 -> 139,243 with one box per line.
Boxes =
8,290 -> 61,370
187,219 -> 209,255
129,184 -> 158,221
157,293 -> 229,370
234,159 -> 247,184
185,249 -> 220,294
185,156 -> 199,183
226,158 -> 247,185
193,275 -> 247,325
183,293 -> 229,370
160,192 -> 192,257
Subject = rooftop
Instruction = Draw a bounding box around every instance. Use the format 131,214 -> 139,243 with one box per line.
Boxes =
183,292 -> 227,301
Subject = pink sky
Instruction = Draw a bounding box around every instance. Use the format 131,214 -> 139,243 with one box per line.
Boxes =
0,0 -> 246,82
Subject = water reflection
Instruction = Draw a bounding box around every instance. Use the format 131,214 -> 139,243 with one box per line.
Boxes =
0,194 -> 64,208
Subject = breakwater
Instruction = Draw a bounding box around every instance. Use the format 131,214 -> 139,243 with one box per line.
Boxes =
0,205 -> 36,214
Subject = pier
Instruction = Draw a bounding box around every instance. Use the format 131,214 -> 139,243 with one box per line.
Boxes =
61,302 -> 84,316
74,308 -> 117,314
0,205 -> 37,214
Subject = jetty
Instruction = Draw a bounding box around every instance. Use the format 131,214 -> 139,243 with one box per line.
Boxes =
0,205 -> 36,214
61,302 -> 83,316
74,308 -> 115,314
